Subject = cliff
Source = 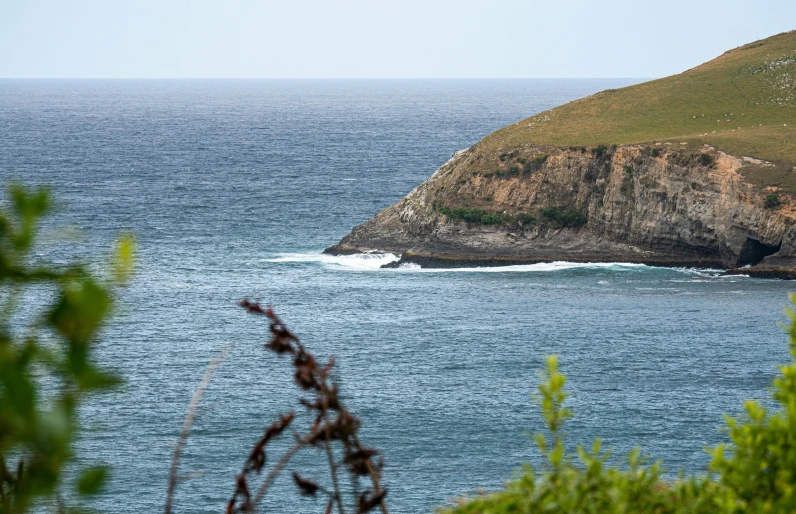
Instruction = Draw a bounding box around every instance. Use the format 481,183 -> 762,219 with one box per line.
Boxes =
326,32 -> 796,276
327,144 -> 795,274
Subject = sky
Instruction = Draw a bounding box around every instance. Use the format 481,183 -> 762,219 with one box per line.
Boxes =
0,0 -> 794,79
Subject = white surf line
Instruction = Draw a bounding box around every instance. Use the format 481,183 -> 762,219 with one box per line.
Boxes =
263,252 -> 401,271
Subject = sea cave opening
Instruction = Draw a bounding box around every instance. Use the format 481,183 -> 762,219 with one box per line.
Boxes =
736,237 -> 781,267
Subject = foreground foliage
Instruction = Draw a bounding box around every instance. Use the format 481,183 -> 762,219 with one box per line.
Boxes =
0,185 -> 133,513
444,296 -> 796,513
166,301 -> 388,514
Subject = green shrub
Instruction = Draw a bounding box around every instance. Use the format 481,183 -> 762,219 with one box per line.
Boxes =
624,165 -> 633,176
437,205 -> 539,227
650,147 -> 661,157
496,169 -> 506,178
517,213 -> 537,226
633,155 -> 644,166
481,213 -> 504,225
523,155 -> 548,175
509,166 -> 521,177
765,193 -> 782,209
540,207 -> 587,229
698,153 -> 715,166
444,296 -> 796,513
592,144 -> 609,159
0,184 -> 134,513
539,206 -> 558,219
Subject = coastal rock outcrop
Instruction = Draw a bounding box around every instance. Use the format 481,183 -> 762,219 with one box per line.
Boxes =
326,144 -> 796,276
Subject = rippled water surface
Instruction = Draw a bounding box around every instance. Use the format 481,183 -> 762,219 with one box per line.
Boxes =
1,79 -> 793,513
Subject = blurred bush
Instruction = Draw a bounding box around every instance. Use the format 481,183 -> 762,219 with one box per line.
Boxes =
443,296 -> 796,513
0,184 -> 133,513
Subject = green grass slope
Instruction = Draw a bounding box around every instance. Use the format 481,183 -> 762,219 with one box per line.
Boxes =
482,31 -> 796,188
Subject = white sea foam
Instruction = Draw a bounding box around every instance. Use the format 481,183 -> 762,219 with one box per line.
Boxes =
264,253 -> 740,277
263,251 -> 401,270
265,253 -> 651,273
400,261 -> 649,273
671,267 -> 726,277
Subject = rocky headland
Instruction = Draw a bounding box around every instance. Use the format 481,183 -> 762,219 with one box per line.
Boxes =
326,32 -> 796,278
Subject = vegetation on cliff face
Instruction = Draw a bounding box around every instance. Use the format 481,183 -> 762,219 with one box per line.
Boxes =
477,30 -> 796,190
434,205 -> 587,229
443,296 -> 796,513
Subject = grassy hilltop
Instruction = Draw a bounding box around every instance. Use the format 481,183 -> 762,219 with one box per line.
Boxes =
481,30 -> 796,189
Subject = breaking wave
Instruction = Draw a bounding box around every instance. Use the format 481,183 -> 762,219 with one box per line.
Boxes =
263,252 -> 401,270
265,253 -> 658,273
401,261 -> 650,273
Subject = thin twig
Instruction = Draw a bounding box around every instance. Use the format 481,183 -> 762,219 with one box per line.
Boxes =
164,344 -> 233,514
323,411 -> 345,514
353,434 -> 389,514
251,440 -> 308,509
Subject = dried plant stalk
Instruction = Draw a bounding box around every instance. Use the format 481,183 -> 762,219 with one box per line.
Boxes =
165,344 -> 233,514
224,300 -> 388,514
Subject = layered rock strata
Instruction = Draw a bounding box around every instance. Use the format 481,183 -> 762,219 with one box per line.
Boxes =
326,144 -> 796,277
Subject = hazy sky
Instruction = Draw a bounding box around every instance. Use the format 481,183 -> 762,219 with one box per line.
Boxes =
1,0 -> 793,79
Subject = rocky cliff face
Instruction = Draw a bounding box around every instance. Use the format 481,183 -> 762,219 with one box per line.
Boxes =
326,143 -> 796,276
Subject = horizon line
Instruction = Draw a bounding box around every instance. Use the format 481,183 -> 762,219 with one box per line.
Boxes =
0,77 -> 654,81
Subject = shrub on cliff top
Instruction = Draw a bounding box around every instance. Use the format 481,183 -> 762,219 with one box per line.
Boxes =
765,193 -> 782,209
698,153 -> 715,166
444,295 -> 796,513
592,144 -> 612,160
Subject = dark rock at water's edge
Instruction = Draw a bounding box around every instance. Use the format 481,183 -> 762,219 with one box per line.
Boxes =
378,252 -> 727,271
726,267 -> 796,280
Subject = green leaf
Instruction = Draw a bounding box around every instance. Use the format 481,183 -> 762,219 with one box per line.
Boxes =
48,278 -> 111,345
111,233 -> 135,285
76,466 -> 109,495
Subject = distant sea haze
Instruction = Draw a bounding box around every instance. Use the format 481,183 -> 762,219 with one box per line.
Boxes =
0,79 -> 790,513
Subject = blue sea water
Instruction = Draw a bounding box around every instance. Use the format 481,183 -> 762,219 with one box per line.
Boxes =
0,79 -> 793,513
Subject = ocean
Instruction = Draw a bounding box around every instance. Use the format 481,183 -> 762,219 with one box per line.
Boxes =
0,79 -> 793,513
